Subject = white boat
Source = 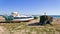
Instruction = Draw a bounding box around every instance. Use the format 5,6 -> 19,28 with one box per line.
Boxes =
11,12 -> 34,21
0,12 -> 34,22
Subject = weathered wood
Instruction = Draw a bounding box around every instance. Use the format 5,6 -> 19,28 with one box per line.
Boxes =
39,15 -> 53,25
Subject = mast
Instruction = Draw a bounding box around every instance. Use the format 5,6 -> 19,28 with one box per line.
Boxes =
44,12 -> 46,15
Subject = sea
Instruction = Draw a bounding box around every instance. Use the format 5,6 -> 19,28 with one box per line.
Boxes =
32,15 -> 60,18
0,15 -> 60,18
50,15 -> 60,18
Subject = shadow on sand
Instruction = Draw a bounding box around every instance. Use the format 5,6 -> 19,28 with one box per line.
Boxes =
28,22 -> 41,26
28,22 -> 53,26
0,21 -> 21,23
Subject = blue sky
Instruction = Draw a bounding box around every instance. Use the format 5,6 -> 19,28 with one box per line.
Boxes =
0,0 -> 60,15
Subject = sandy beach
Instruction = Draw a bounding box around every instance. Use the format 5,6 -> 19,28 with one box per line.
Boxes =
0,17 -> 60,34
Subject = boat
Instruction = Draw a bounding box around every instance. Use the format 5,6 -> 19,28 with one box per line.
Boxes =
0,12 -> 34,22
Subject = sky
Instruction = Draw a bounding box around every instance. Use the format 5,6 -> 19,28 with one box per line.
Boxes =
0,0 -> 60,15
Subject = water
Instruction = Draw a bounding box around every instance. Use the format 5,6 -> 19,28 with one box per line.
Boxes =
50,15 -> 60,18
0,15 -> 60,18
32,15 -> 60,18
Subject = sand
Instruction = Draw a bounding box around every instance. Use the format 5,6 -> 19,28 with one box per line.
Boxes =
0,26 -> 10,34
0,17 -> 60,34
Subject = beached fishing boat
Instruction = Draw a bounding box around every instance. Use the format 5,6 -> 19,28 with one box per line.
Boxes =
0,12 -> 34,22
12,12 -> 34,21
